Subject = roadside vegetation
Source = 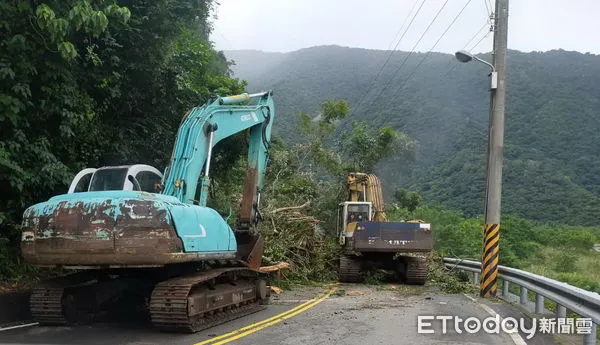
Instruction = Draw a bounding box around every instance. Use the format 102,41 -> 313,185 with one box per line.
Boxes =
0,1 -> 597,299
384,203 -> 600,293
0,0 -> 244,283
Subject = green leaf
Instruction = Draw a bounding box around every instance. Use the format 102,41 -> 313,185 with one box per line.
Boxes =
117,7 -> 131,23
11,83 -> 31,99
90,11 -> 108,37
0,66 -> 15,80
58,41 -> 77,60
48,18 -> 69,43
8,34 -> 26,47
35,4 -> 55,29
68,4 -> 89,31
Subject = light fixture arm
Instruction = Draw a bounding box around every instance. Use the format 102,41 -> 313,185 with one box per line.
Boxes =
472,56 -> 495,73
472,56 -> 497,90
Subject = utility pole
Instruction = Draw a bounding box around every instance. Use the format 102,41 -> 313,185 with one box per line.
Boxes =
480,0 -> 509,298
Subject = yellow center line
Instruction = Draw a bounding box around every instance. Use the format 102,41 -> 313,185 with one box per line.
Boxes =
193,297 -> 316,345
193,286 -> 337,345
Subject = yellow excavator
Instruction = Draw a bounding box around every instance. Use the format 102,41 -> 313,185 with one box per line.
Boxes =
337,173 -> 432,284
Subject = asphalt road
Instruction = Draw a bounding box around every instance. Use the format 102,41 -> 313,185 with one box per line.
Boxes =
0,284 -> 566,345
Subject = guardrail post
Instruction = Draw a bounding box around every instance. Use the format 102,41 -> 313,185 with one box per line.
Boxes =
583,323 -> 596,345
502,280 -> 509,296
556,305 -> 566,319
520,286 -> 528,304
473,272 -> 480,285
535,294 -> 544,313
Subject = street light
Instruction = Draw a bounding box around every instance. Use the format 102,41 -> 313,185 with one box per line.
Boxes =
455,49 -> 500,298
453,0 -> 508,300
455,50 -> 497,89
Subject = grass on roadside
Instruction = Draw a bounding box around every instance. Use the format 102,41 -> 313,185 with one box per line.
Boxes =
428,254 -> 477,294
521,246 -> 600,293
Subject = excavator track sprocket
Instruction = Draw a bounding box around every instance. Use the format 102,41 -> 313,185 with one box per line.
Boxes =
339,255 -> 362,283
404,257 -> 428,285
150,267 -> 269,333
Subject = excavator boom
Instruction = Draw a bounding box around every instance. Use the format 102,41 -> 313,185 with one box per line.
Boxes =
347,173 -> 387,222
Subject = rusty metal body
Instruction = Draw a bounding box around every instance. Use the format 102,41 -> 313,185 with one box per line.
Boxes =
21,191 -> 238,267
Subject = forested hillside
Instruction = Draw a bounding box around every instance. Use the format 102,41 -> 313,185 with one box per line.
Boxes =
226,46 -> 600,225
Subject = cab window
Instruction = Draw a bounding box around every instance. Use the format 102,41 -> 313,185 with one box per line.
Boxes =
346,204 -> 370,223
89,168 -> 128,191
135,171 -> 162,193
73,172 -> 93,192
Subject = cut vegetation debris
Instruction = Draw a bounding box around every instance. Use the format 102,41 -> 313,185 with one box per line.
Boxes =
345,290 -> 367,296
270,286 -> 284,294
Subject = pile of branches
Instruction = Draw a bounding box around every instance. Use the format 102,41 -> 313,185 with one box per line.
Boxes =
261,200 -> 339,282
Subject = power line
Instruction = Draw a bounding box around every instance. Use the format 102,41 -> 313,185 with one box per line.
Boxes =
486,0 -> 494,16
469,30 -> 491,52
365,0 -> 451,109
440,21 -> 488,75
350,0 -> 427,117
444,35 -> 489,77
398,0 -> 474,88
385,0 -> 422,51
462,22 -> 490,51
444,23 -> 491,77
483,0 -> 491,17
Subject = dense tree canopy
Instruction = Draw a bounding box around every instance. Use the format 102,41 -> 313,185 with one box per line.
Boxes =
0,0 -> 245,276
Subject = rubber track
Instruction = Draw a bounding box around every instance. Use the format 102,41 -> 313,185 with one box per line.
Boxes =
339,255 -> 362,283
30,287 -> 67,325
405,257 -> 428,285
149,267 -> 265,333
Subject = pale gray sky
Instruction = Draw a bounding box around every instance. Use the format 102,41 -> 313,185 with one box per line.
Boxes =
210,0 -> 600,54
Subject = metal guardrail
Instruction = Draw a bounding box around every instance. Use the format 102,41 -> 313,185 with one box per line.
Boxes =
444,257 -> 599,345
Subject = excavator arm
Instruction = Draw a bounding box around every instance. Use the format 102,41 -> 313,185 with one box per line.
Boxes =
162,91 -> 275,231
347,173 -> 387,222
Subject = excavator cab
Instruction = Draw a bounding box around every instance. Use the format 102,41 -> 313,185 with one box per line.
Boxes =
68,165 -> 163,193
337,201 -> 372,245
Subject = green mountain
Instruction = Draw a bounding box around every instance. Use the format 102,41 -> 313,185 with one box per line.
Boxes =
225,46 -> 600,225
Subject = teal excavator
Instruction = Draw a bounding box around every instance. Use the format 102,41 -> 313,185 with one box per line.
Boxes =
20,91 -> 275,332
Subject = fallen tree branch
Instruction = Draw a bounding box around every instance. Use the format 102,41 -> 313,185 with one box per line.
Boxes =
285,216 -> 320,223
259,261 -> 290,273
271,200 -> 311,214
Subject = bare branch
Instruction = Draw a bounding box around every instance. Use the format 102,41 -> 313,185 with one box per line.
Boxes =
271,200 -> 311,214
